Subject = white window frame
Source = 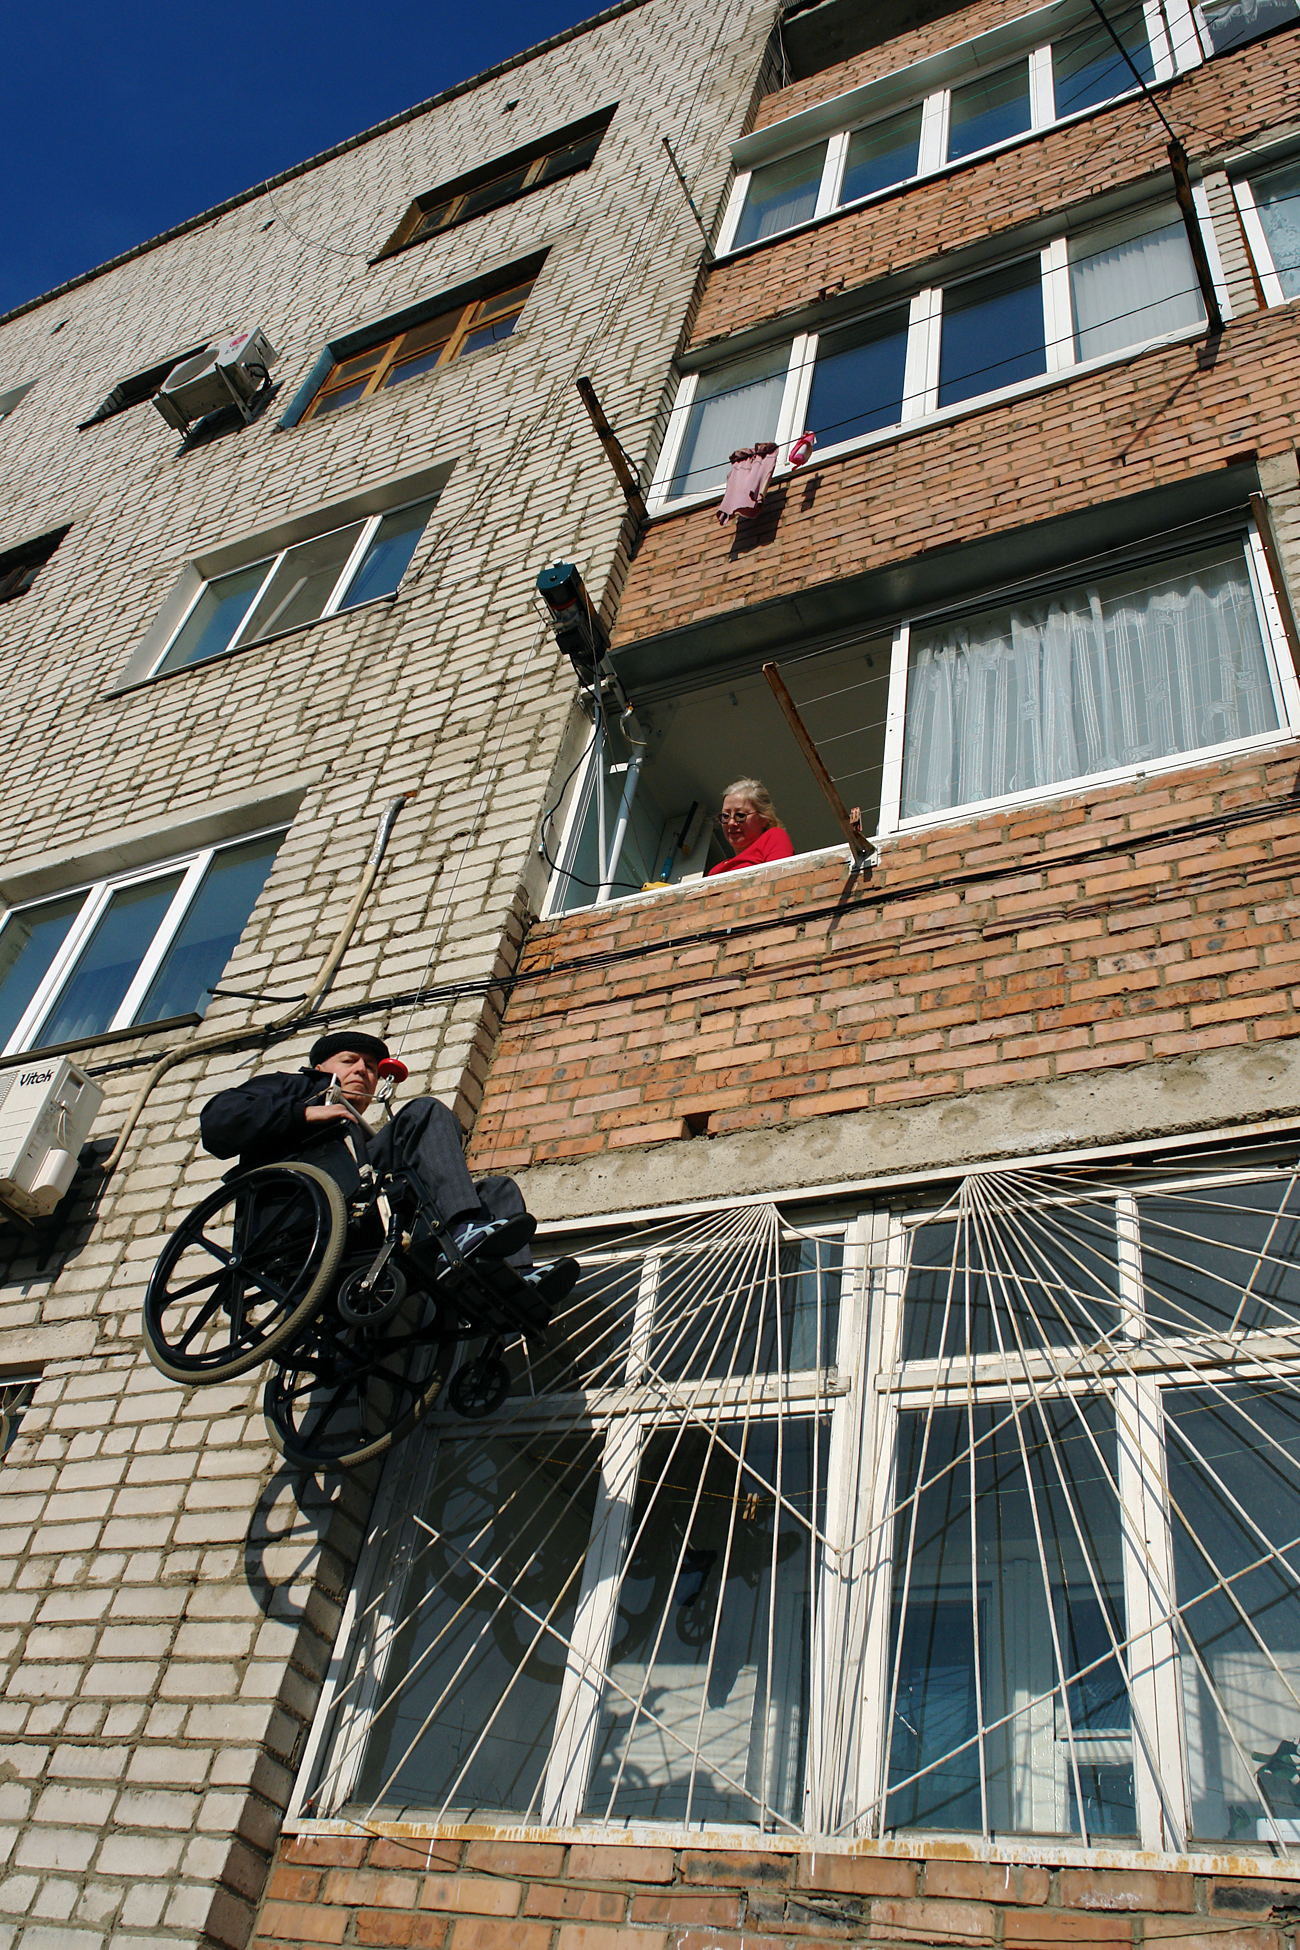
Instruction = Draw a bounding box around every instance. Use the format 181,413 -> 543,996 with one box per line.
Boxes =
878,519 -> 1300,834
148,494 -> 435,679
713,1 -> 1190,261
1232,156 -> 1300,308
0,825 -> 284,1055
293,1221 -> 858,1834
651,197 -> 1217,513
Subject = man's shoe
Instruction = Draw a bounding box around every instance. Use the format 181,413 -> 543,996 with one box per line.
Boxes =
448,1212 -> 536,1262
525,1257 -> 580,1308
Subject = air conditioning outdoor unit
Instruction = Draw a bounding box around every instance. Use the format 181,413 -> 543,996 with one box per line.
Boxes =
0,1059 -> 105,1223
154,327 -> 279,432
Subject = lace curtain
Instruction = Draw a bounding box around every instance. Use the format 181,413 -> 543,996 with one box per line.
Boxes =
901,546 -> 1278,820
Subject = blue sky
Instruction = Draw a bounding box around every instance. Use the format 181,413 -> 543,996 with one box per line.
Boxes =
1,1 -> 604,318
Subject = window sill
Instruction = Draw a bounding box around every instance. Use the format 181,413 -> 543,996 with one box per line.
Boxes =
647,317 -> 1213,523
0,1013 -> 202,1070
544,843 -> 849,919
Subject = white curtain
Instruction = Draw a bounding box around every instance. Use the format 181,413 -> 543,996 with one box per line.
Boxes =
1256,160 -> 1300,300
669,350 -> 787,499
1070,213 -> 1204,361
901,547 -> 1278,820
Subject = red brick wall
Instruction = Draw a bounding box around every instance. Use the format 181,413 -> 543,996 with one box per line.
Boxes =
698,31 -> 1300,349
614,300 -> 1299,648
466,746 -> 1300,1171
249,1832 -> 1299,1949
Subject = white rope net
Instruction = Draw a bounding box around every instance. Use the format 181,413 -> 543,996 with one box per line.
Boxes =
300,1144 -> 1300,1852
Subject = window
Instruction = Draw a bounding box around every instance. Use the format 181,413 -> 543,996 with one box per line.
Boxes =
0,526 -> 70,606
718,3 -> 1178,257
149,495 -> 440,676
653,200 -> 1209,508
377,110 -> 613,256
1197,0 -> 1300,51
1234,156 -> 1300,304
301,285 -> 532,422
0,828 -> 284,1055
0,1379 -> 37,1456
78,343 -> 211,429
296,1139 -> 1300,1853
544,520 -> 1293,911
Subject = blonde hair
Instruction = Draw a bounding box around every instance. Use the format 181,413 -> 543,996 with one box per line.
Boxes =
722,778 -> 781,829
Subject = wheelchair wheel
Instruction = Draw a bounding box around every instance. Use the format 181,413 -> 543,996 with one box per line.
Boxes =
143,1163 -> 348,1385
335,1259 -> 407,1329
263,1300 -> 456,1470
448,1352 -> 510,1419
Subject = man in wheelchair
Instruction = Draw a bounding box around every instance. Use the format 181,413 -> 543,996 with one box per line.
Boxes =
200,1030 -> 574,1312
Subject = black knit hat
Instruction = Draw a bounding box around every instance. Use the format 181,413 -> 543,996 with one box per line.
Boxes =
309,1030 -> 390,1068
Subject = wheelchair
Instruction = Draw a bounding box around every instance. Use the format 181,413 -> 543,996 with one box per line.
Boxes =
140,1100 -> 555,1471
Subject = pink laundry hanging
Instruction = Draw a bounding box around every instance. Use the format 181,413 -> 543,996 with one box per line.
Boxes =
716,441 -> 779,525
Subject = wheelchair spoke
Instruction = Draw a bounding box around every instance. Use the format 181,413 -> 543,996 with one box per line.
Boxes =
163,1265 -> 228,1304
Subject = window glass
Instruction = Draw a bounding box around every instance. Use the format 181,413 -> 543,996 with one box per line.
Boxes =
1052,2 -> 1154,115
238,524 -> 366,643
807,308 -> 910,448
584,1420 -> 824,1825
840,106 -> 923,205
1138,1177 -> 1300,1336
505,1257 -> 644,1396
534,131 -> 604,183
887,1398 -> 1132,1837
355,1433 -> 600,1818
902,541 -> 1277,819
1252,158 -> 1300,299
938,258 -> 1046,407
458,165 -> 533,222
668,347 -> 788,500
651,1236 -> 842,1380
336,498 -> 438,611
733,144 -> 827,249
902,1201 -> 1120,1359
133,832 -> 280,1024
1166,1383 -> 1300,1840
946,60 -> 1032,162
0,893 -> 84,1049
36,874 -> 185,1046
1201,0 -> 1300,52
1070,212 -> 1203,361
157,560 -> 269,675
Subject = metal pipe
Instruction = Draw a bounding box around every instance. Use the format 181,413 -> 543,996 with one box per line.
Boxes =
594,719 -> 608,906
102,794 -> 411,1173
598,753 -> 644,904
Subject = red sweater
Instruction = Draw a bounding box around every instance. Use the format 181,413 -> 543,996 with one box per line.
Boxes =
705,826 -> 794,876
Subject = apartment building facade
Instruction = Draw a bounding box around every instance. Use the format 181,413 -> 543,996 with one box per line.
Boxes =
262,0 -> 1300,1945
0,2 -> 779,1943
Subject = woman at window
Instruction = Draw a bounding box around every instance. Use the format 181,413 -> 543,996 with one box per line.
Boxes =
706,778 -> 794,876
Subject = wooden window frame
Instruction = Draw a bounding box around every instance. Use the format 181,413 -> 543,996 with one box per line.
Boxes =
300,285 -> 532,423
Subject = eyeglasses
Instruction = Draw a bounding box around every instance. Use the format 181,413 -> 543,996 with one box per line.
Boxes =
720,810 -> 751,825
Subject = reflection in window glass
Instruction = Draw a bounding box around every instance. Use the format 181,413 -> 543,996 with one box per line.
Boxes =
1139,1178 -> 1300,1336
902,1201 -> 1120,1360
134,833 -> 280,1024
337,499 -> 438,611
938,259 -> 1046,407
1201,0 -> 1300,52
585,1420 -> 824,1825
36,875 -> 185,1046
887,1398 -> 1132,1837
1253,158 -> 1300,300
840,107 -> 923,205
947,61 -> 1032,162
356,1435 -> 599,1818
807,309 -> 909,448
651,1237 -> 842,1380
1052,3 -> 1153,116
157,560 -> 268,674
507,1257 -> 644,1396
733,145 -> 827,249
1070,213 -> 1203,361
1166,1384 -> 1300,1840
0,893 -> 83,1049
668,347 -> 788,500
239,524 -> 366,643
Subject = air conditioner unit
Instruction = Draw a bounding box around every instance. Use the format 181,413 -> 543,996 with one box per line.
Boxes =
0,1059 -> 105,1223
153,327 -> 279,432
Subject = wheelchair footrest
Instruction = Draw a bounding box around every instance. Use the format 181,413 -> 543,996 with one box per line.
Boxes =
435,1256 -> 550,1343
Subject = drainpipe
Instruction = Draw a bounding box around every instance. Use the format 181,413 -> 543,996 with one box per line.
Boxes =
597,753 -> 643,904
101,794 -> 411,1173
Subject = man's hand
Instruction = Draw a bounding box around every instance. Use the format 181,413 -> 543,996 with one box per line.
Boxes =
303,1103 -> 363,1126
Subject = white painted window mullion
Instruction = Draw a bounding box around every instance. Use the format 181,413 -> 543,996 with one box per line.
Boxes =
902,287 -> 940,421
918,90 -> 949,174
817,131 -> 850,218
110,852 -> 212,1030
646,371 -> 699,512
224,550 -> 284,656
1042,236 -> 1074,373
1233,177 -> 1287,308
1029,43 -> 1055,127
1161,0 -> 1204,68
326,514 -> 383,616
854,1209 -> 906,1836
6,886 -> 106,1055
776,334 -> 814,462
1245,520 -> 1300,729
877,622 -> 911,836
715,171 -> 751,257
1191,181 -> 1233,321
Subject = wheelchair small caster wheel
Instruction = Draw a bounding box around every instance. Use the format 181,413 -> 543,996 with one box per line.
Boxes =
336,1261 -> 407,1329
448,1355 -> 509,1418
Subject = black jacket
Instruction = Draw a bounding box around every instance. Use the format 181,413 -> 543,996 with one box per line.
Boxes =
200,1068 -> 359,1175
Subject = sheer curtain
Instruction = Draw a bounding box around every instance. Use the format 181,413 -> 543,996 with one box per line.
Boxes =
901,546 -> 1279,820
1255,159 -> 1300,300
1070,212 -> 1204,361
668,349 -> 788,499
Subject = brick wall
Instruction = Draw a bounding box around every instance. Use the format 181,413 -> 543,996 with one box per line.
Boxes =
248,1832 -> 1300,1949
467,743 -> 1300,1171
694,28 -> 1300,349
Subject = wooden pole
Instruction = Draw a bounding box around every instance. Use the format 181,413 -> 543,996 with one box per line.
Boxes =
763,661 -> 869,863
575,378 -> 648,520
